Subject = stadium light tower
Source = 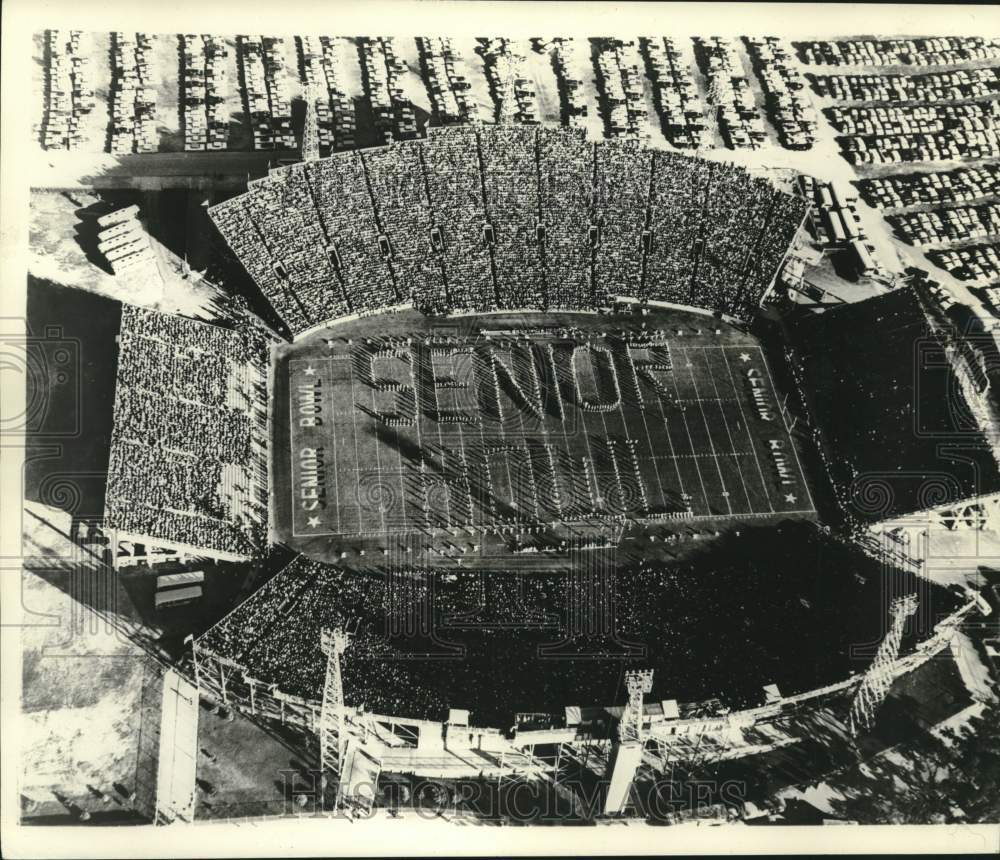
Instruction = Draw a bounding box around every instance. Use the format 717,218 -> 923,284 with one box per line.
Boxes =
604,669 -> 654,815
848,594 -> 918,737
619,669 -> 654,745
301,82 -> 322,162
498,54 -> 519,125
318,627 -> 350,807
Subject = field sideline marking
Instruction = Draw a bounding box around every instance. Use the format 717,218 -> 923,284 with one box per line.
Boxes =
760,346 -> 817,512
720,346 -> 776,515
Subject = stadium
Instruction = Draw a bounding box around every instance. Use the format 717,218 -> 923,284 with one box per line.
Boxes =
85,123 -> 991,820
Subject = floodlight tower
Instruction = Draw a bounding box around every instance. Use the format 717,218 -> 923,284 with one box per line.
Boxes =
318,627 -> 350,807
301,82 -> 321,161
848,595 -> 918,736
498,53 -> 519,125
604,669 -> 654,815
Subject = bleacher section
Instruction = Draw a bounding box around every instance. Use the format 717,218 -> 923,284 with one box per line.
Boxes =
787,289 -> 1000,526
104,305 -> 270,561
210,126 -> 806,335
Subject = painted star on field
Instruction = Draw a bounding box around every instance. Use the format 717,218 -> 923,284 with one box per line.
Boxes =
739,352 -> 752,363
784,493 -> 797,504
304,366 -> 316,376
307,516 -> 322,528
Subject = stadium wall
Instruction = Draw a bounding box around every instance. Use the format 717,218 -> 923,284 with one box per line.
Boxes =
187,594 -> 980,777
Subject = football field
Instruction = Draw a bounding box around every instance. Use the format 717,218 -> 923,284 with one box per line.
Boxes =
276,309 -> 815,545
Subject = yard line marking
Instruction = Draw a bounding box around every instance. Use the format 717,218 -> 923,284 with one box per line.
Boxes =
346,351 -> 372,532
679,345 -> 732,516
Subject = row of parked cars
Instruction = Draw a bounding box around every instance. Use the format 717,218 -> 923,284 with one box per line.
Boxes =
594,39 -> 649,142
109,32 -> 158,154
181,35 -> 230,151
478,38 -> 540,125
695,36 -> 766,149
795,37 -> 1000,67
42,29 -> 96,150
745,36 -> 818,150
889,203 -> 1000,248
641,37 -> 707,149
858,165 -> 1000,210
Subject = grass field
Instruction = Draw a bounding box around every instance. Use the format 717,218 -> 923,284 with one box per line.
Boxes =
273,308 -> 815,563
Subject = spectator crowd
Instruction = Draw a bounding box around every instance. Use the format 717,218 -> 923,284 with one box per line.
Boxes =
105,305 -> 270,560
210,125 -> 807,334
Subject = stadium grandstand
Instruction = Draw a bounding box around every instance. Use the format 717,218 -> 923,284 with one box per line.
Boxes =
194,524 -> 959,726
208,125 -> 808,336
104,304 -> 272,567
786,288 -> 1000,535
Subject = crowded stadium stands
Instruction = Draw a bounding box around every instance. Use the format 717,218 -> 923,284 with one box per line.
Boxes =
104,305 -> 270,560
209,126 -> 807,333
787,288 -> 1000,527
195,526 -> 947,725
